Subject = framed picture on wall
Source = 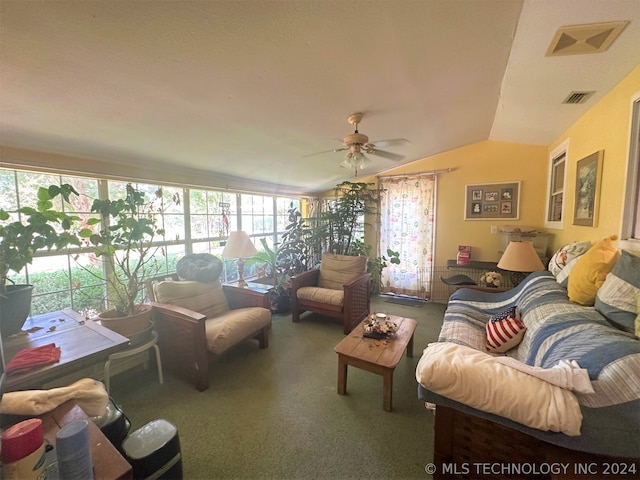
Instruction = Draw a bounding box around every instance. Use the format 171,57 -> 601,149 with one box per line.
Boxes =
573,150 -> 604,227
464,181 -> 520,220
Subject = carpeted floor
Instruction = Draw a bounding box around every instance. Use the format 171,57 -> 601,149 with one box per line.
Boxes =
109,296 -> 446,480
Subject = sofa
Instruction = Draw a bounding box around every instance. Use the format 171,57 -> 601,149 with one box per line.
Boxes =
416,238 -> 640,474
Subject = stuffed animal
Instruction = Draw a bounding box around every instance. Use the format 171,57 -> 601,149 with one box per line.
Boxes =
480,271 -> 503,288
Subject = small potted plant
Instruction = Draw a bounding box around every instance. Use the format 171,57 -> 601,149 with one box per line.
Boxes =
0,184 -> 81,336
79,183 -> 178,339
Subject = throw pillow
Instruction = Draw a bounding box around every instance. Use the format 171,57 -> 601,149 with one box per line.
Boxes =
548,241 -> 592,278
595,250 -> 640,332
556,256 -> 582,288
567,235 -> 620,306
490,306 -> 520,322
318,254 -> 367,290
486,313 -> 526,353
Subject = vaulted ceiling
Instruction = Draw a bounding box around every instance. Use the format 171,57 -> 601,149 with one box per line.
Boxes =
1,1 -> 639,195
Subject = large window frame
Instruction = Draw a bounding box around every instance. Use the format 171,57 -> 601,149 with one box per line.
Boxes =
620,92 -> 640,250
544,139 -> 569,229
0,167 -> 300,315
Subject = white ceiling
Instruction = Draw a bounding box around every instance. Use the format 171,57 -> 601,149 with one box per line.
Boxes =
1,0 -> 639,195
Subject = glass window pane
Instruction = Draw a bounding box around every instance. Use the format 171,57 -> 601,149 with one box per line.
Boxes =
0,169 -> 17,210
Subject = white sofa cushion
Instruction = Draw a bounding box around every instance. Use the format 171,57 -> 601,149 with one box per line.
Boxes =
296,286 -> 344,306
153,280 -> 229,318
318,254 -> 367,290
205,307 -> 271,355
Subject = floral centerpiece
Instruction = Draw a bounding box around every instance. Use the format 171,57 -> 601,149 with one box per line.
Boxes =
363,313 -> 398,339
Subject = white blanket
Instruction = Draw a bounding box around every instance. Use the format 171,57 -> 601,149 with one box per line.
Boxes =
415,342 -> 583,436
493,356 -> 594,394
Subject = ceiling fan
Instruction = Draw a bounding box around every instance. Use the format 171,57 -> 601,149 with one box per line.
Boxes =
305,113 -> 409,176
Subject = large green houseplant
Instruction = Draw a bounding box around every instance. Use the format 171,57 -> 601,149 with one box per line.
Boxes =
79,183 -> 175,338
0,184 -> 81,336
305,181 -> 400,293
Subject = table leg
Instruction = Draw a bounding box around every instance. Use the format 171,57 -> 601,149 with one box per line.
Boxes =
337,355 -> 348,395
383,369 -> 393,412
407,333 -> 414,358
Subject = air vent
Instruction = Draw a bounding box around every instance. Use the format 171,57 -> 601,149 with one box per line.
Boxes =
563,91 -> 595,104
546,21 -> 629,56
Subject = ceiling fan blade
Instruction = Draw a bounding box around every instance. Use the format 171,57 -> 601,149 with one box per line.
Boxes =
370,149 -> 405,162
302,147 -> 348,158
371,138 -> 410,148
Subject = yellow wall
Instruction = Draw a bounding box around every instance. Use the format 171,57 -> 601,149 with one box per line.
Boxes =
360,140 -> 548,266
547,64 -> 640,251
359,64 -> 640,266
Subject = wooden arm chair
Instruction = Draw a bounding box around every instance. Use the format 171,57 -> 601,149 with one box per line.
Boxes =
291,254 -> 371,334
147,273 -> 271,391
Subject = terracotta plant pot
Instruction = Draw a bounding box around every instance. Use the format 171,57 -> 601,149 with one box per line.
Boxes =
98,304 -> 153,340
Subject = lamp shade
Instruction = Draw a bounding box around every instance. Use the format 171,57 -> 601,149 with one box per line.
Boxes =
497,241 -> 545,272
222,231 -> 257,258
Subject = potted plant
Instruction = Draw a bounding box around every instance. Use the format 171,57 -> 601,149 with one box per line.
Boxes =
79,183 -> 177,339
245,238 -> 291,314
0,184 -> 81,337
246,205 -> 312,314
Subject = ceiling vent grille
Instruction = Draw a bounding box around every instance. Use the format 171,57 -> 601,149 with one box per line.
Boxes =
546,21 -> 629,56
563,91 -> 595,104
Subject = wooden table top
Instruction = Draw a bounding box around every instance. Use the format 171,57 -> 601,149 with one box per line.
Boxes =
334,315 -> 417,368
40,400 -> 133,480
3,308 -> 129,391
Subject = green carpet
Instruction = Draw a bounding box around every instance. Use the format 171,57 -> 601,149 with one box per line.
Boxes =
109,296 -> 446,479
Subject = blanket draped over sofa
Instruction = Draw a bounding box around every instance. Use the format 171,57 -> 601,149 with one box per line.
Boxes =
417,270 -> 640,459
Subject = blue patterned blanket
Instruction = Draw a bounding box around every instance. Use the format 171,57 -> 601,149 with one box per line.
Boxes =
418,270 -> 640,458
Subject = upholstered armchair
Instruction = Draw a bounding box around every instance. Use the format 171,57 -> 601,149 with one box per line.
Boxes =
148,273 -> 271,391
291,254 -> 371,334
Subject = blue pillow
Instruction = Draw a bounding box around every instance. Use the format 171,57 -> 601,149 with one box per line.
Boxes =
595,250 -> 640,331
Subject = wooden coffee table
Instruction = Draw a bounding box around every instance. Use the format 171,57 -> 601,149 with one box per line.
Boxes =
334,315 -> 417,412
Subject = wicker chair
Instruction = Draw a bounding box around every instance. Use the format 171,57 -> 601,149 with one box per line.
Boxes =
147,273 -> 271,391
290,254 -> 371,334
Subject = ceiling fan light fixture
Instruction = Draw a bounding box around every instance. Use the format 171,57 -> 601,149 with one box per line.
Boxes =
342,150 -> 370,176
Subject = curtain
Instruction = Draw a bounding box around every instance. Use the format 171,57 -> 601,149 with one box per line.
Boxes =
379,175 -> 436,298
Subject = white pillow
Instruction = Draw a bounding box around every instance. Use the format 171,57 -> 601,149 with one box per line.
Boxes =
548,241 -> 591,279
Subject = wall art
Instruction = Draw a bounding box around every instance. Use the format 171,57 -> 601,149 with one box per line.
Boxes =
464,181 -> 520,220
573,150 -> 603,227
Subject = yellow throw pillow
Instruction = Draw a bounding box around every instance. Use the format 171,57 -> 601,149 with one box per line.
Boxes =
568,235 -> 620,306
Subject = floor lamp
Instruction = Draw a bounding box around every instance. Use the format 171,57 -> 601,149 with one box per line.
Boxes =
222,231 -> 258,287
497,241 -> 545,287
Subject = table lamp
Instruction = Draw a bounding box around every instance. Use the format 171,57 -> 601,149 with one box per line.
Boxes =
497,241 -> 545,286
222,231 -> 258,287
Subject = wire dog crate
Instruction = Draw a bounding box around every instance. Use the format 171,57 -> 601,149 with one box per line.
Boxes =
427,262 -> 514,304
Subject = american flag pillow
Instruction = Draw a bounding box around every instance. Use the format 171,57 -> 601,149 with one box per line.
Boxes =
486,309 -> 526,353
490,306 -> 520,322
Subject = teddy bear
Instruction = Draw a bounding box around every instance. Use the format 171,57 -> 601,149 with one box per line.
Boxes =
480,271 -> 503,288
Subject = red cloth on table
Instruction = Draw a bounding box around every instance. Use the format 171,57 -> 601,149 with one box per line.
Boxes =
5,343 -> 61,375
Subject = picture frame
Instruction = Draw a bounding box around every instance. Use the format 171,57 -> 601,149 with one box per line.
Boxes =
464,181 -> 520,220
573,150 -> 604,227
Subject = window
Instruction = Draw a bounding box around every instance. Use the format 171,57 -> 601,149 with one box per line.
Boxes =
0,167 -> 301,312
621,93 -> 640,246
545,139 -> 569,228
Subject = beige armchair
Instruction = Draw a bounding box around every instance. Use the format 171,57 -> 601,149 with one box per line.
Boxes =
291,254 -> 371,334
148,274 -> 271,391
